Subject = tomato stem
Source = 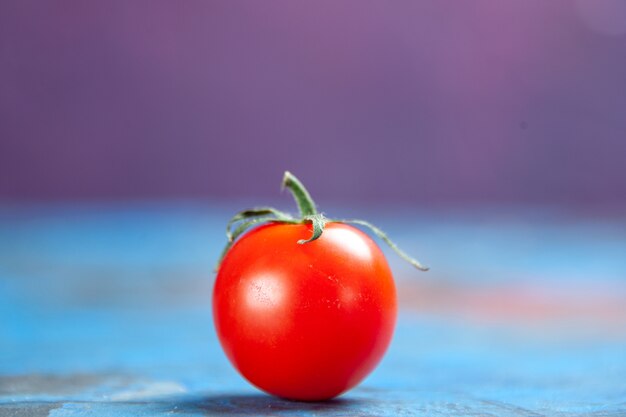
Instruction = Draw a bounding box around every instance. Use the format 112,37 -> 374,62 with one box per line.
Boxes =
216,171 -> 429,272
282,171 -> 318,218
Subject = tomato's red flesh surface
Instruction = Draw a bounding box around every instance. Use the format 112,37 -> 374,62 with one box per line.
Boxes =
213,222 -> 397,401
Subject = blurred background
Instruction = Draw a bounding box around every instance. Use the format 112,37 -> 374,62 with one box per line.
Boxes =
2,0 -> 626,207
1,1 -> 625,415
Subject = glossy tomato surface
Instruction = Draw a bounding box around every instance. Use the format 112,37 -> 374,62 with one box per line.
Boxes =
213,221 -> 397,401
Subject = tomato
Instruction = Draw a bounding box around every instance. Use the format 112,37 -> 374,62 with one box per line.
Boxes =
213,221 -> 397,401
213,172 -> 427,401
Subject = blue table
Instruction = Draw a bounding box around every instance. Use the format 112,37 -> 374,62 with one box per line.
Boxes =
1,204 -> 625,416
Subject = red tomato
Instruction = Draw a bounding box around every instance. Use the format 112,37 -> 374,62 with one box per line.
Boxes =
213,221 -> 397,401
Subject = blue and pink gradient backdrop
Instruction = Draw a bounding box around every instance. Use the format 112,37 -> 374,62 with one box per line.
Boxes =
1,0 -> 626,207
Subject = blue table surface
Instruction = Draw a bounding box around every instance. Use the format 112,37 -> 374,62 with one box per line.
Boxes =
1,203 -> 625,416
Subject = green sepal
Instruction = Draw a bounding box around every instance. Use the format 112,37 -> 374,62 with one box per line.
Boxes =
226,207 -> 292,241
333,219 -> 430,271
297,214 -> 327,245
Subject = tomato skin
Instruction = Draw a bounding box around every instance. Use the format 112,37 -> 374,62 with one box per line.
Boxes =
213,222 -> 397,401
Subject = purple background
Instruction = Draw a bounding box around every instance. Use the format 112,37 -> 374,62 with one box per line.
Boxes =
1,0 -> 625,207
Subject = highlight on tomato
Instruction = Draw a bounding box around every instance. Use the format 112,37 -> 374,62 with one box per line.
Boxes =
213,171 -> 428,401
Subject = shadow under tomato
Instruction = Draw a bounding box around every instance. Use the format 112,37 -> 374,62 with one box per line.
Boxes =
169,393 -> 365,416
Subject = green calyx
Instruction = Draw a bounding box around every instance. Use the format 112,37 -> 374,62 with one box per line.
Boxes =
216,171 -> 429,272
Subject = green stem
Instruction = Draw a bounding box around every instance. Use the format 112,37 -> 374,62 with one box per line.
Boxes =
282,171 -> 317,217
216,171 -> 430,273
